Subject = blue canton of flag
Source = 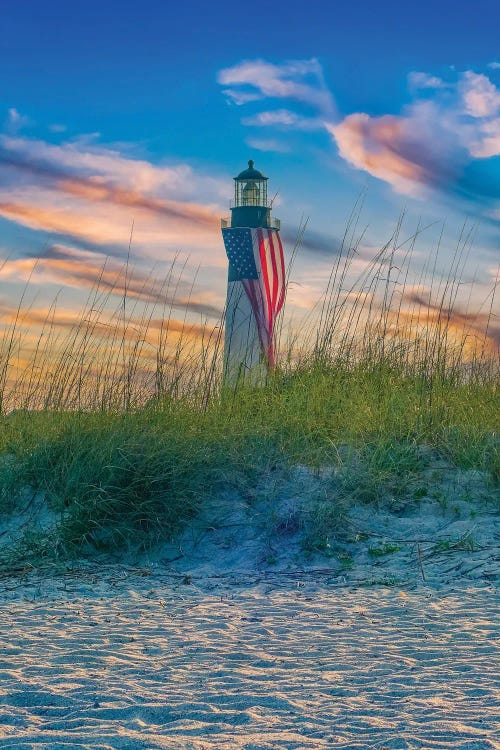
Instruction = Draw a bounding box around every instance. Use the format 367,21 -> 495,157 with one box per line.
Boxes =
222,228 -> 259,282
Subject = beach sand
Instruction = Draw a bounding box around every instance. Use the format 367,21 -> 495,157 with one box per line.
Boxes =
0,459 -> 498,748
0,569 -> 498,749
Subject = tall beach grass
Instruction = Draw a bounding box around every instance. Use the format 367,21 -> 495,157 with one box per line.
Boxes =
0,215 -> 498,566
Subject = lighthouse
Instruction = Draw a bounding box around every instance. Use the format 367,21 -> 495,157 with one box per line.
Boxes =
221,160 -> 285,386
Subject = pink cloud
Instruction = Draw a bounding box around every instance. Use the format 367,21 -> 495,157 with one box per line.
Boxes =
0,134 -> 230,269
0,193 -> 216,252
0,245 -> 224,318
327,114 -> 430,196
328,70 -> 500,196
459,71 -> 500,118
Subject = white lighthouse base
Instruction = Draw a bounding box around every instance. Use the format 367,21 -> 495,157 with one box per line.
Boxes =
223,280 -> 267,388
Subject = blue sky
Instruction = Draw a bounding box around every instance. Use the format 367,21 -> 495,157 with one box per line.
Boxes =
0,0 -> 499,350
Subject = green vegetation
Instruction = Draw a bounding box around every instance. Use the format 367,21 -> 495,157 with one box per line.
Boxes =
368,543 -> 401,557
432,532 -> 479,554
0,218 -> 498,569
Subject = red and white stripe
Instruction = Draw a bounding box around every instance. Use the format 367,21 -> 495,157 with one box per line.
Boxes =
242,228 -> 285,366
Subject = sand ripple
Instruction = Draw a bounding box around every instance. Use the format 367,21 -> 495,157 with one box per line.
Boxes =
0,579 -> 498,749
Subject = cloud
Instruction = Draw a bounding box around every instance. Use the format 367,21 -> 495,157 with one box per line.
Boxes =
245,137 -> 290,153
487,62 -> 500,70
486,206 -> 500,221
0,134 -> 227,204
4,108 -> 30,134
403,291 -> 500,348
0,133 -> 228,264
464,118 -> 500,159
221,59 -> 500,212
327,114 -> 435,197
218,58 -> 335,115
0,301 -> 213,356
408,72 -> 446,91
0,245 -> 224,319
0,194 -> 218,253
1,128 -> 335,329
48,124 -> 67,133
242,109 -> 321,130
328,70 -> 500,201
221,89 -> 263,106
486,265 -> 500,281
459,71 -> 500,118
281,227 -> 342,256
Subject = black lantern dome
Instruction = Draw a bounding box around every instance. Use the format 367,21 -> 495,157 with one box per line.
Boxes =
235,160 -> 268,181
230,159 -> 275,229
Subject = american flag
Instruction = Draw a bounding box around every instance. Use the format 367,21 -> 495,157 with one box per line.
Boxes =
222,227 -> 286,366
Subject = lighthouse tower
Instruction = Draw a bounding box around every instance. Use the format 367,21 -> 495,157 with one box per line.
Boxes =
221,160 -> 285,387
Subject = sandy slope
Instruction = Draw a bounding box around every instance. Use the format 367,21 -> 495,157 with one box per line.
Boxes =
0,459 -> 498,749
0,571 -> 498,750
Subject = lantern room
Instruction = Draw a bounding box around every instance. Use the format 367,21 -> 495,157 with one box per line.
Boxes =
228,160 -> 279,230
233,160 -> 268,207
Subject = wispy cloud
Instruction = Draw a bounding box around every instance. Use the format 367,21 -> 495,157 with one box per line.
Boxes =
0,134 -> 228,201
242,109 -> 322,130
0,194 -> 217,253
245,137 -> 290,153
218,58 -> 335,115
220,89 -> 263,106
403,291 -> 500,348
281,227 -> 342,256
408,72 -> 447,91
0,133 -> 228,265
48,123 -> 67,133
4,108 -> 30,134
0,301 -> 213,348
0,245 -> 224,319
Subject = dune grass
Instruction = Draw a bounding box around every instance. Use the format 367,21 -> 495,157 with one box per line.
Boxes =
0,217 -> 498,567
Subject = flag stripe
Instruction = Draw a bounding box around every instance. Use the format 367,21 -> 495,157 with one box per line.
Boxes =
276,232 -> 286,312
268,229 -> 279,312
257,229 -> 273,330
222,226 -> 285,366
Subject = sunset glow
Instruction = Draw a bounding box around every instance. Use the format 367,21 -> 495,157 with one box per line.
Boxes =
1,0 -> 498,397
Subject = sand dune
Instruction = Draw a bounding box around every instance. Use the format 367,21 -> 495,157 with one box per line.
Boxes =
0,459 -> 498,748
0,570 -> 498,749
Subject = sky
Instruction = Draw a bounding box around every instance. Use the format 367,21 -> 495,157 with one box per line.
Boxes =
0,0 -> 499,361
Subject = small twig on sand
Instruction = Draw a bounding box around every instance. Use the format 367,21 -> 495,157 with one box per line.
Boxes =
417,544 -> 426,582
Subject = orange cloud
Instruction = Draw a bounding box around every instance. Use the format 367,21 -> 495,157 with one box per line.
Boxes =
56,178 -> 220,228
403,292 -> 500,348
0,304 -> 211,341
0,190 -> 224,259
327,71 -> 500,200
0,134 -> 229,270
0,134 -> 228,201
327,115 -> 428,196
0,246 -> 224,319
